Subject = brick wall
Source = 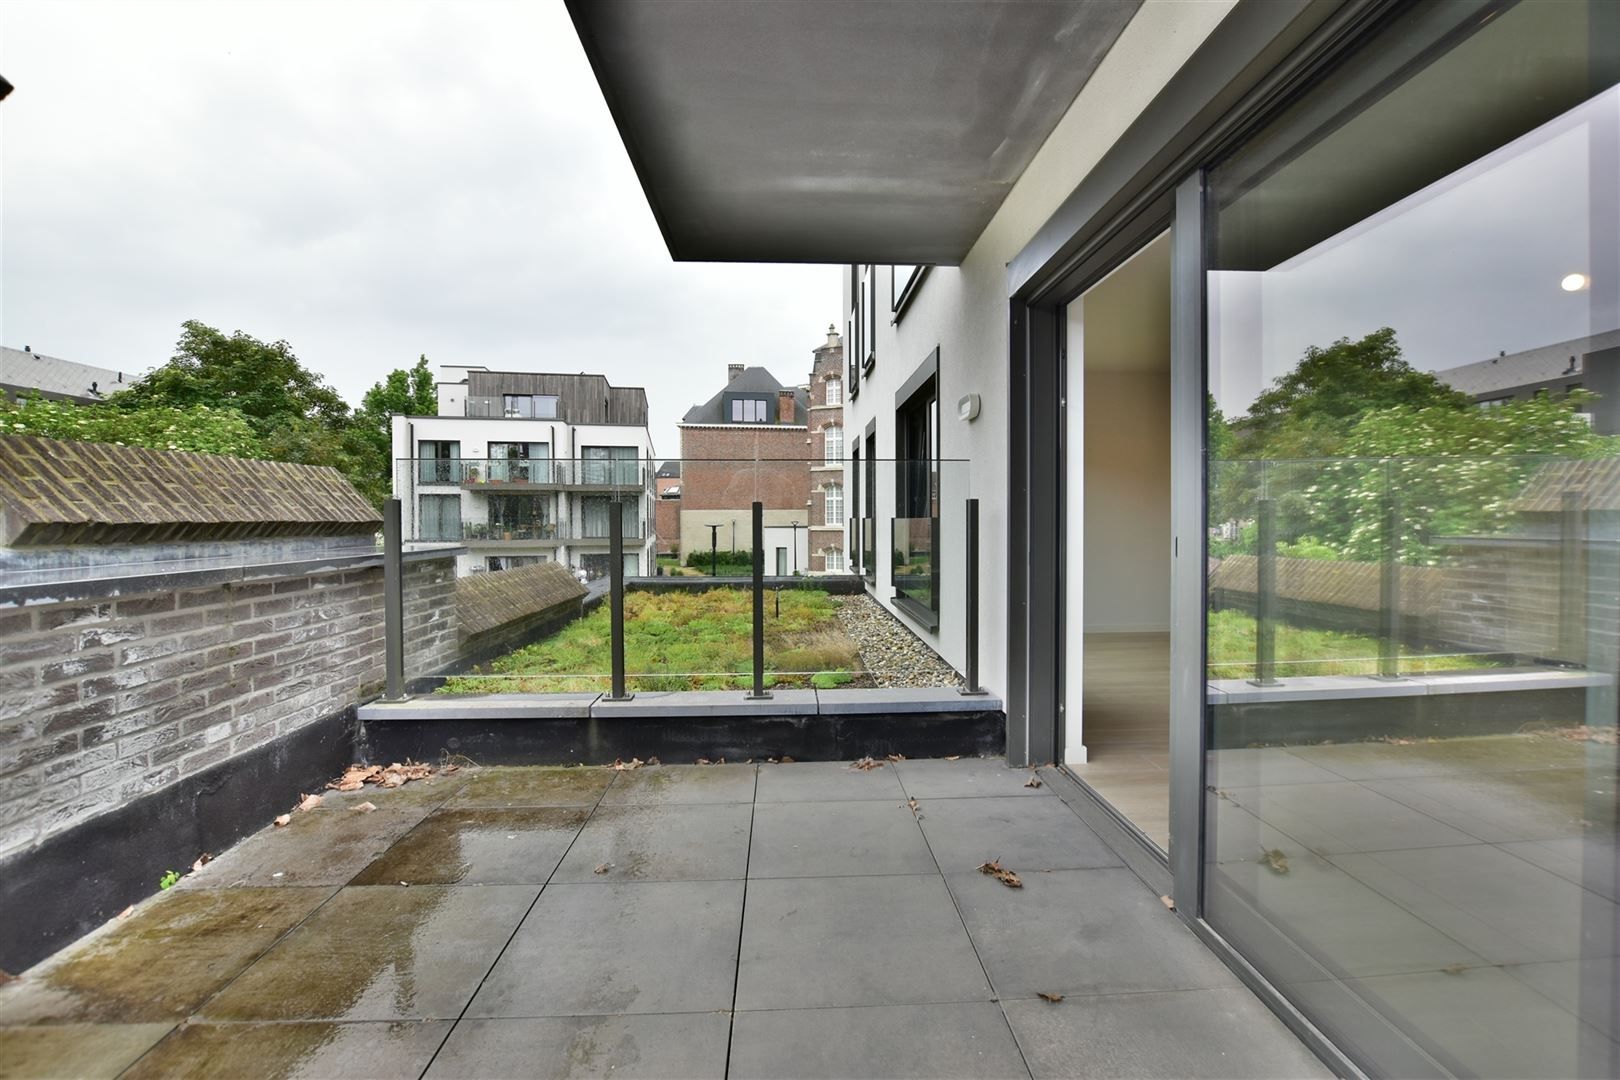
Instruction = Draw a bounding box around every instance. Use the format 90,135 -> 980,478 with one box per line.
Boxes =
676,427 -> 810,512
655,496 -> 680,555
807,333 -> 845,573
0,554 -> 456,860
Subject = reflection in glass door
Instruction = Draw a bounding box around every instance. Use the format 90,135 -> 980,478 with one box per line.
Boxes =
1202,4 -> 1618,1076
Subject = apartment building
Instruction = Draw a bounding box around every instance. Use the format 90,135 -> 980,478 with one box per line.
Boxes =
390,364 -> 654,579
806,327 -> 847,573
1436,330 -> 1620,434
0,345 -> 131,404
573,2 -> 1620,1075
676,364 -> 811,574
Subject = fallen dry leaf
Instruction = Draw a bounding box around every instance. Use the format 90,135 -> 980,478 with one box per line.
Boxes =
977,859 -> 1023,888
593,863 -> 612,875
944,755 -> 961,761
779,755 -> 795,763
190,853 -> 213,875
850,756 -> 884,771
907,797 -> 920,815
646,756 -> 661,766
379,772 -> 406,789
273,814 -> 291,828
1261,848 -> 1290,875
0,969 -> 14,986
351,801 -> 378,813
444,764 -> 461,774
1024,776 -> 1042,789
1160,895 -> 1176,911
115,906 -> 134,921
1440,962 -> 1468,976
1036,992 -> 1064,1003
608,757 -> 645,771
886,753 -> 905,762
695,757 -> 712,765
296,793 -> 323,812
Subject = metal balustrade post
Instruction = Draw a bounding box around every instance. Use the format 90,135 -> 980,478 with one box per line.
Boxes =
383,498 -> 406,701
961,498 -> 987,696
1250,497 -> 1278,687
747,500 -> 771,699
1375,488 -> 1403,680
607,509 -> 633,700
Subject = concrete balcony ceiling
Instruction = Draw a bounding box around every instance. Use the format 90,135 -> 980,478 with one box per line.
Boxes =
567,0 -> 1142,265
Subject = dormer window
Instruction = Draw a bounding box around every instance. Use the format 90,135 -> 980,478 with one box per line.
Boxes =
730,397 -> 770,422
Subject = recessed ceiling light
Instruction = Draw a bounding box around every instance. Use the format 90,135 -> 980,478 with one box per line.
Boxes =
1561,273 -> 1589,292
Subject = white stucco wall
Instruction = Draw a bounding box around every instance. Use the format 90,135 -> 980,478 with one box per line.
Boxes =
841,0 -> 1236,698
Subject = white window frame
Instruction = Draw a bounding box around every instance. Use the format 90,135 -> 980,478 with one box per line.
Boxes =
823,425 -> 843,463
823,482 -> 844,526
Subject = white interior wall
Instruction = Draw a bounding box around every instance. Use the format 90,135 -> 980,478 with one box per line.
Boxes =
840,0 -> 1234,708
1083,370 -> 1171,631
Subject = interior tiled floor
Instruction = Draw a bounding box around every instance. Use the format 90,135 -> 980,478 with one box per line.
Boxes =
0,758 -> 1330,1080
1068,632 -> 1171,851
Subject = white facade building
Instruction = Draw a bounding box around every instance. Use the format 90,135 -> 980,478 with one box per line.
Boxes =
390,364 -> 655,579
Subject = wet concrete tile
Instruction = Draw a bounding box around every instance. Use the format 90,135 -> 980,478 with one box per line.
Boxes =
1363,769 -> 1612,843
201,884 -> 536,1021
1223,781 -> 1478,855
1290,735 -> 1596,781
729,1003 -> 1027,1080
350,807 -> 589,886
183,807 -> 427,888
893,757 -> 1054,800
552,803 -> 751,882
747,800 -> 936,878
599,764 -> 757,805
426,1014 -> 731,1079
467,881 -> 743,1018
753,761 -> 905,803
736,875 -> 991,1011
915,796 -> 1122,873
122,1020 -> 451,1080
0,1023 -> 174,1080
448,766 -> 612,808
0,888 -> 333,1025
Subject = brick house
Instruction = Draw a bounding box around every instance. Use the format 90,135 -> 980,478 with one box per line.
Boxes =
805,327 -> 846,573
653,460 -> 680,555
676,364 -> 812,574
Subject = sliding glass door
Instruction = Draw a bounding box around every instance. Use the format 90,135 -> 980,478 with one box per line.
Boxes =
1200,3 -> 1618,1076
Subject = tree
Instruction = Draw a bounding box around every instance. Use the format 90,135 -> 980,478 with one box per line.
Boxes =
0,393 -> 264,458
1234,327 -> 1471,458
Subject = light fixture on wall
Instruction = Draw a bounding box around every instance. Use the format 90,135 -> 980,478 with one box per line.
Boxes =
956,393 -> 981,422
1561,272 -> 1589,292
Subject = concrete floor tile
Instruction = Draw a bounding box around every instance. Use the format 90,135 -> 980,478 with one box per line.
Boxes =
1364,769 -> 1610,844
1205,747 -> 1343,789
350,807 -> 589,886
1289,734 -> 1595,781
1004,988 -> 1333,1079
754,760 -> 905,802
467,880 -> 743,1018
914,797 -> 1121,873
1499,837 -> 1619,901
729,1003 -> 1028,1080
552,803 -> 752,882
182,807 -> 427,888
1331,844 -> 1617,966
121,1020 -> 451,1080
1506,959 -> 1620,1040
1345,967 -> 1619,1079
313,772 -> 470,812
1206,853 -> 1487,980
201,884 -> 536,1021
0,1023 -> 174,1080
748,800 -> 935,878
1223,781 -> 1478,855
599,763 -> 757,805
448,766 -> 612,808
894,758 -> 1053,800
948,869 -> 1237,998
0,888 -> 333,1025
426,1014 -> 731,1079
737,875 -> 991,1011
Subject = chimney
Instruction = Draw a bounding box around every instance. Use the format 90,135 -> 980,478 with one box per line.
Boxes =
728,363 -> 745,383
825,324 -> 841,349
777,389 -> 795,424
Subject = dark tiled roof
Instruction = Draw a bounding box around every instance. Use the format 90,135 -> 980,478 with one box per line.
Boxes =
1433,331 -> 1620,397
0,435 -> 380,546
682,367 -> 808,424
1512,456 -> 1620,513
1209,554 -> 1447,616
655,461 -> 681,478
456,561 -> 587,636
0,346 -> 130,402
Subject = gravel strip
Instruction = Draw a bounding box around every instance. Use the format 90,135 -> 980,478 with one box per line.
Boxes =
835,592 -> 965,689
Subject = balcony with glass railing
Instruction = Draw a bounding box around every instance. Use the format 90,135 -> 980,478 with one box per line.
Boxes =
411,457 -> 648,490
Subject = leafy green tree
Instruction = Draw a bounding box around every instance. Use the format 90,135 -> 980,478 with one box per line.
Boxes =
0,393 -> 264,458
1234,327 -> 1470,458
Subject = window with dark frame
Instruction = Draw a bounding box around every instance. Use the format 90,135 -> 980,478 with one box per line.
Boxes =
417,440 -> 460,484
502,394 -> 559,419
894,360 -> 939,625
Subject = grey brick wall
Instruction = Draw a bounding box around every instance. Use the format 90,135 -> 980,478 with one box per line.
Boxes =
0,553 -> 458,860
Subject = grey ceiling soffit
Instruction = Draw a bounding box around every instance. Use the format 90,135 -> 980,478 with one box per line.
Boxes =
567,0 -> 1142,266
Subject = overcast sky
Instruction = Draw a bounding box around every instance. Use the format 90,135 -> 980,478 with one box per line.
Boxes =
0,0 -> 841,455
